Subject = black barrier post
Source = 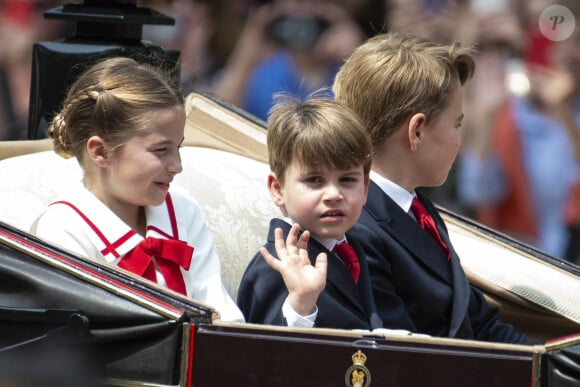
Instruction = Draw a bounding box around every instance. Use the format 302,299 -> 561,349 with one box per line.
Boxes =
27,0 -> 180,139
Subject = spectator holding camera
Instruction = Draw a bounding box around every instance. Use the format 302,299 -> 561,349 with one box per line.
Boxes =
211,0 -> 367,122
456,0 -> 580,262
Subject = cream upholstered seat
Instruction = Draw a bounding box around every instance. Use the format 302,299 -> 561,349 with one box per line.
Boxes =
0,146 -> 278,301
173,147 -> 280,299
0,92 -> 578,342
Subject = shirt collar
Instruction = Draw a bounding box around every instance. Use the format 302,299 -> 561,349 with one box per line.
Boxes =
313,235 -> 346,252
370,170 -> 416,213
286,217 -> 346,251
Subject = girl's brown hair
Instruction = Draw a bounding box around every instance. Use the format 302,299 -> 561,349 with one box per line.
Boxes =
49,57 -> 184,161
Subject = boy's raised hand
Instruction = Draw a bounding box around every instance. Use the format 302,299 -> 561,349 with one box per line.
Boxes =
260,223 -> 327,316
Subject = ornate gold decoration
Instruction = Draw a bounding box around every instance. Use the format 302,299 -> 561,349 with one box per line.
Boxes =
345,349 -> 371,387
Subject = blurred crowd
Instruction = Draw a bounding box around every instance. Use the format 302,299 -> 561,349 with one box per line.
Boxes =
0,0 -> 578,263
0,0 -> 70,140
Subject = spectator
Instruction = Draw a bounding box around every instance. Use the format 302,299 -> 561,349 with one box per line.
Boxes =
386,0 -> 470,44
0,0 -> 69,140
456,0 -> 580,261
211,0 -> 368,122
142,0 -> 244,95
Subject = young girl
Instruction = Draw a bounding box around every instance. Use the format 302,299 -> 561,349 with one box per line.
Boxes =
31,57 -> 244,322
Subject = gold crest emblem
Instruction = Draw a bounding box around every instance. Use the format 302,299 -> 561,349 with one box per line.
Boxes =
345,349 -> 371,387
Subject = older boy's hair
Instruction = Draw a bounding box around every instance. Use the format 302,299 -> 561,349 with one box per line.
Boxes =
333,32 -> 475,148
267,94 -> 372,181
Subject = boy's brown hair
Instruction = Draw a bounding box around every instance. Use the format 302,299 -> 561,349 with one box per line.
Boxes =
267,94 -> 372,182
333,32 -> 475,148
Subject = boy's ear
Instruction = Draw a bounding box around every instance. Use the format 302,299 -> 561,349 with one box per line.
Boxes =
407,113 -> 426,152
86,136 -> 110,167
362,175 -> 370,204
267,172 -> 285,208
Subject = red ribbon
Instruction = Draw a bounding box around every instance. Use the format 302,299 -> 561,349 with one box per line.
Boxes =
118,237 -> 194,295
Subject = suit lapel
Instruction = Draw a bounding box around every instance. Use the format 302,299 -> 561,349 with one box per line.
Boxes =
448,248 -> 470,337
418,195 -> 472,337
348,234 -> 380,323
324,246 -> 371,317
416,192 -> 471,337
268,219 -> 370,318
365,182 -> 453,285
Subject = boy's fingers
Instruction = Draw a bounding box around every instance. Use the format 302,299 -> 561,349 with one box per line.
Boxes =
297,229 -> 310,251
273,227 -> 288,259
314,253 -> 328,275
285,223 -> 301,255
298,244 -> 311,263
260,246 -> 279,271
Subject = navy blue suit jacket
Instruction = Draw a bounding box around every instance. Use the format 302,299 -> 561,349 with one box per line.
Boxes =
237,218 -> 382,330
349,181 -> 527,343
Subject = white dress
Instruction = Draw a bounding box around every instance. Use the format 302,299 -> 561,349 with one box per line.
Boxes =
31,184 -> 244,322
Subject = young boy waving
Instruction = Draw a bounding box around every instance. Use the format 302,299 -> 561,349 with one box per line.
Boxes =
237,95 -> 383,330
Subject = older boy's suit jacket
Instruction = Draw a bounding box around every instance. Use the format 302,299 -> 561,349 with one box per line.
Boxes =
349,181 -> 527,343
237,218 -> 383,330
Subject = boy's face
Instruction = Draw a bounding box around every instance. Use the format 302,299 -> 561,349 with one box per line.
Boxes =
268,160 -> 369,240
418,86 -> 464,187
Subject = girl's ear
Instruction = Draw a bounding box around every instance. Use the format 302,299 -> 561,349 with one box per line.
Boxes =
267,172 -> 286,209
86,136 -> 110,167
407,113 -> 427,152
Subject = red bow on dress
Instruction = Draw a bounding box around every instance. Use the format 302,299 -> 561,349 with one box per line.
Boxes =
118,237 -> 194,295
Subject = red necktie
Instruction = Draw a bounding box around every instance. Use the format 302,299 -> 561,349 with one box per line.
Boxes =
411,197 -> 451,260
118,237 -> 194,295
333,241 -> 360,283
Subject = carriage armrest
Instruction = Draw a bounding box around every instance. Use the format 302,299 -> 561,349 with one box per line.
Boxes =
0,139 -> 52,161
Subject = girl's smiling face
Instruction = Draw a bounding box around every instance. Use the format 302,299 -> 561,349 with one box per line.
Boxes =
91,108 -> 185,217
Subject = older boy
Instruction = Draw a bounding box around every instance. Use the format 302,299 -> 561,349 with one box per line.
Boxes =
237,96 -> 383,330
333,32 -> 527,343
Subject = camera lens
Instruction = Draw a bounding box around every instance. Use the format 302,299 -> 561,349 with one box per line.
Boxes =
269,16 -> 329,50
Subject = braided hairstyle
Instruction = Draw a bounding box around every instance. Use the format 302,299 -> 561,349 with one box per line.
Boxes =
49,57 -> 184,161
